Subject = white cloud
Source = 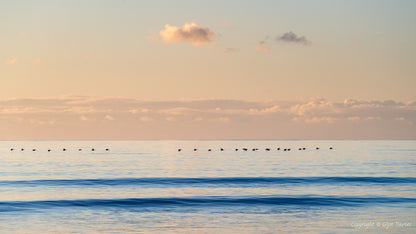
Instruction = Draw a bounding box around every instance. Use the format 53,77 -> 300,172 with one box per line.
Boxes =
304,116 -> 337,124
160,22 -> 216,46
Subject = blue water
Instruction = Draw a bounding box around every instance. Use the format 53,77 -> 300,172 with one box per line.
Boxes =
0,140 -> 415,233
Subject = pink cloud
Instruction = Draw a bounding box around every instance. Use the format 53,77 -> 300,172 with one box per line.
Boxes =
33,58 -> 43,65
160,22 -> 216,46
254,45 -> 270,53
1,96 -> 415,140
6,58 -> 18,65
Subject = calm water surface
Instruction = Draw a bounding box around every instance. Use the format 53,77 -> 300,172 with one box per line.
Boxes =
0,140 -> 415,233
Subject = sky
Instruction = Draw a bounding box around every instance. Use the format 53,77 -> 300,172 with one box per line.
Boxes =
1,0 -> 415,139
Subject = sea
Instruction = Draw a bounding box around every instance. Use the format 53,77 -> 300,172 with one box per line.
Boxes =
0,140 -> 415,233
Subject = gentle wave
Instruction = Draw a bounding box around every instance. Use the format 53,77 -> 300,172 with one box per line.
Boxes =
1,196 -> 415,212
1,177 -> 415,187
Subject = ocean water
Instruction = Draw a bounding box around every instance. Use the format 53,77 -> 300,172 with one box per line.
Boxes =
0,140 -> 415,233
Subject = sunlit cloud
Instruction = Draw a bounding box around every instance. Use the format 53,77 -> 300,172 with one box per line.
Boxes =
105,115 -> 114,121
293,116 -> 337,124
129,109 -> 138,114
222,23 -> 231,28
160,22 -> 216,46
33,58 -> 43,65
1,96 -> 415,139
29,119 -> 56,125
158,107 -> 193,116
79,115 -> 95,122
254,45 -> 270,53
6,58 -> 18,65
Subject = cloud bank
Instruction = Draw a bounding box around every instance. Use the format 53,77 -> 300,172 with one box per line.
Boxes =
160,22 -> 216,46
1,96 -> 415,140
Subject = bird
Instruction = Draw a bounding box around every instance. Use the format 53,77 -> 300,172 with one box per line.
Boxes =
208,149 -> 212,151
48,149 -> 51,152
21,148 -> 24,151
277,148 -> 280,151
194,149 -> 198,151
303,148 -> 306,150
284,149 -> 287,151
329,147 -> 333,150
265,148 -> 270,151
32,149 -> 36,151
78,149 -> 82,151
178,149 -> 182,152
316,147 -> 319,150
10,148 -> 14,151
220,148 -> 224,151
105,148 -> 109,151
243,148 -> 248,151
63,148 -> 66,151
92,148 -> 95,151
235,149 -> 238,151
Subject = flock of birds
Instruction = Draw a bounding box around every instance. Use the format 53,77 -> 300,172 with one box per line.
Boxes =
177,147 -> 333,152
8,147 -> 334,152
9,148 -> 110,152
